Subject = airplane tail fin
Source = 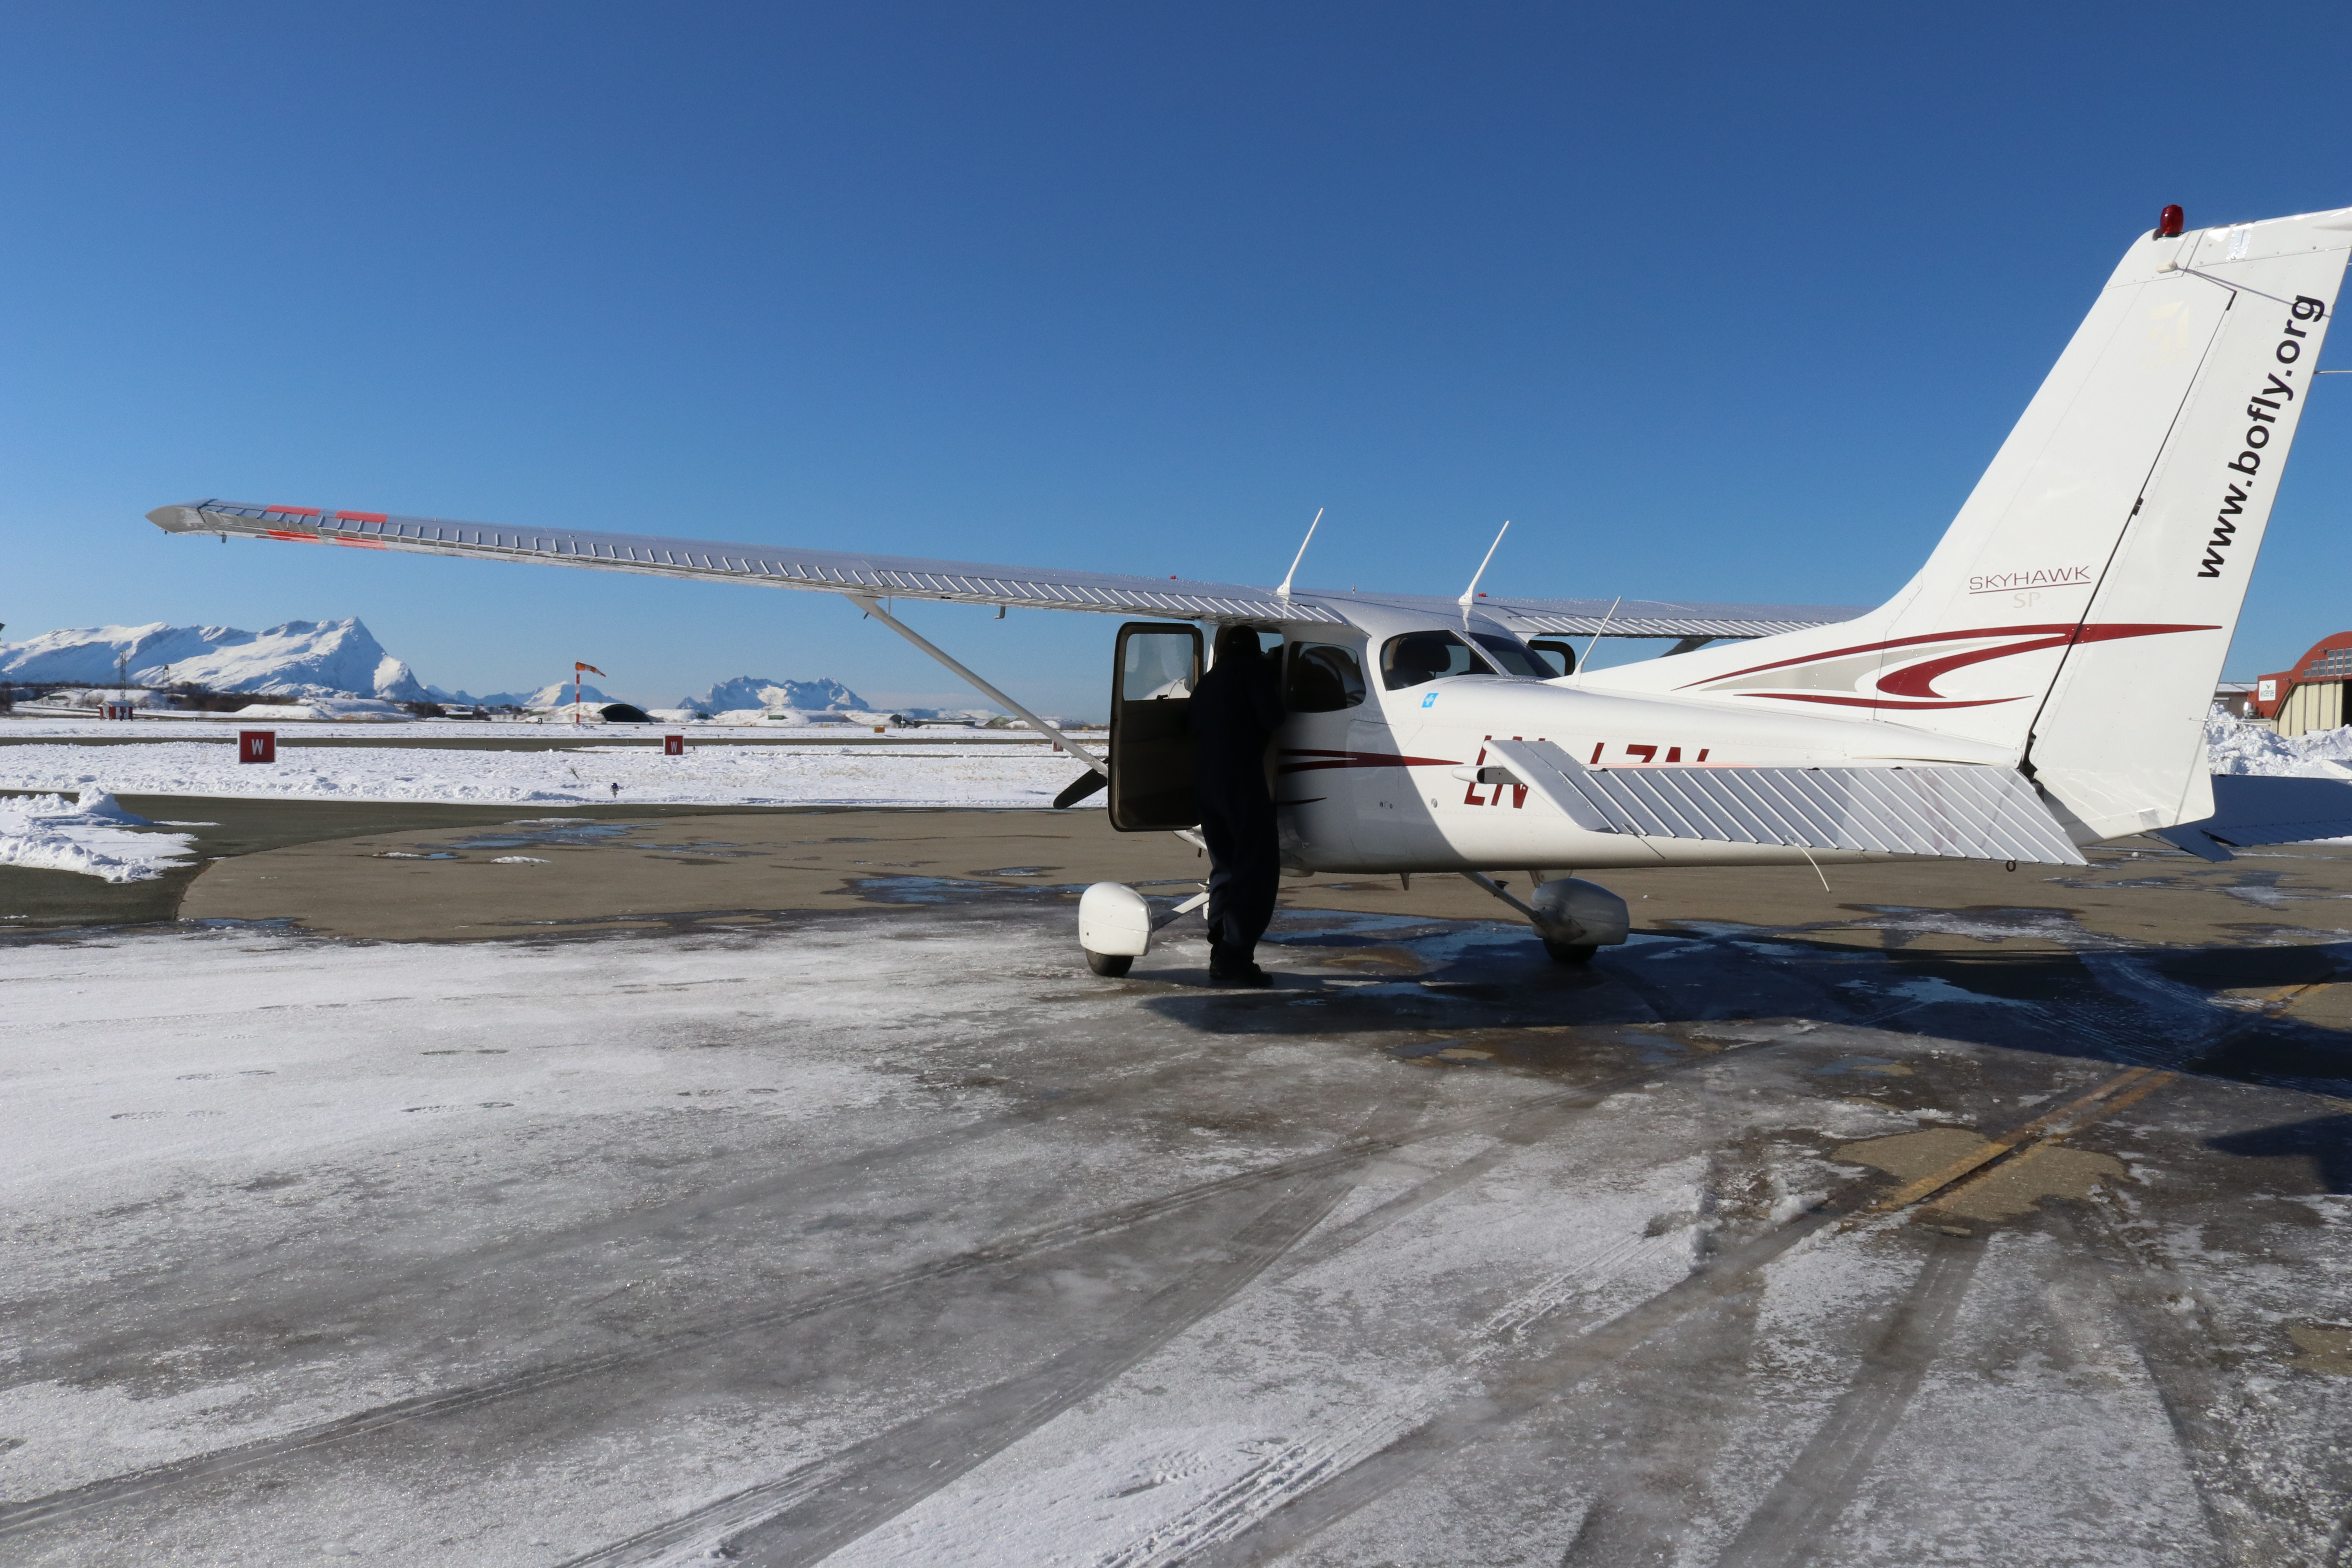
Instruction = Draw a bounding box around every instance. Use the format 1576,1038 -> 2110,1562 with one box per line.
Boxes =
1588,206 -> 2352,839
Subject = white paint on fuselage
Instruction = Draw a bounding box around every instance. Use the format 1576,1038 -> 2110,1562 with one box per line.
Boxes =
1273,601 -> 2016,876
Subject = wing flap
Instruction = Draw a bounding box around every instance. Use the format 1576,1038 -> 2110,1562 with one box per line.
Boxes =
1485,738 -> 2086,866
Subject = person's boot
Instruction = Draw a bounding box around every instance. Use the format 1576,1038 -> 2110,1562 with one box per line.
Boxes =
1209,944 -> 1272,987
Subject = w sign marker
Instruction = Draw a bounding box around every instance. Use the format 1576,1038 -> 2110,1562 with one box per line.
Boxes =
238,730 -> 276,764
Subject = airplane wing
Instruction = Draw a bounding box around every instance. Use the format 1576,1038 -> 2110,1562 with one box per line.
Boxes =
2153,774 -> 2352,860
144,500 -> 1864,639
1364,591 -> 1866,639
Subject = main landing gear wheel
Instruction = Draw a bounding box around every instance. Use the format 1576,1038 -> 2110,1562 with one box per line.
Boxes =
1085,949 -> 1134,978
1542,937 -> 1598,965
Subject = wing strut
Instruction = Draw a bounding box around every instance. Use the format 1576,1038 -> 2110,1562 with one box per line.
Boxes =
850,595 -> 1106,776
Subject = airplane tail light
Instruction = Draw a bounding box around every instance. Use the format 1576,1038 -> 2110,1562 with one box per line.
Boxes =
2157,204 -> 2185,238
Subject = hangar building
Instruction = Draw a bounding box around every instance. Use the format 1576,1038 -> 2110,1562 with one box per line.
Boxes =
2252,632 -> 2352,737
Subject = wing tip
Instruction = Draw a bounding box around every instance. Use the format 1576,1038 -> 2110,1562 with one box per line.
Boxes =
147,502 -> 212,532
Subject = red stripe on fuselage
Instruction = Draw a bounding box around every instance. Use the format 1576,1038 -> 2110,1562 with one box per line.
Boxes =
1737,692 -> 2023,711
1278,748 -> 1460,775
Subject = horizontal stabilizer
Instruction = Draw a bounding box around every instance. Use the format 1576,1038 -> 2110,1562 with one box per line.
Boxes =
2152,774 -> 2352,860
1483,739 -> 2086,866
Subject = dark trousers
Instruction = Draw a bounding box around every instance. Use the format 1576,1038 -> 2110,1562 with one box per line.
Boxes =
1199,784 -> 1280,964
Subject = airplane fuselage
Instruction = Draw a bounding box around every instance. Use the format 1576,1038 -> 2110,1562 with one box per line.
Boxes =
1269,599 -> 2014,875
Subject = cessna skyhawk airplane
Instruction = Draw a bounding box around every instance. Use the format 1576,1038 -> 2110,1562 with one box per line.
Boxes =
151,203 -> 2352,975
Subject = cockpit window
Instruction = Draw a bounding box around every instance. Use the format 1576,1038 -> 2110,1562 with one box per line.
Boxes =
1287,642 -> 1367,711
1379,630 -> 1498,691
1470,632 -> 1553,679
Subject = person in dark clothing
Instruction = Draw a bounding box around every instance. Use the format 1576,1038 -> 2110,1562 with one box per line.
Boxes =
1190,624 -> 1286,986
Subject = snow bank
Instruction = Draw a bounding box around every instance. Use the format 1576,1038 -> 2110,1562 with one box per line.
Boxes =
2204,710 -> 2352,779
0,741 -> 1099,811
227,697 -> 413,723
0,790 -> 197,883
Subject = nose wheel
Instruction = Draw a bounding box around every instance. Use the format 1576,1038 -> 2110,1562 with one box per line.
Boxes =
1541,936 -> 1599,965
1079,881 -> 1211,977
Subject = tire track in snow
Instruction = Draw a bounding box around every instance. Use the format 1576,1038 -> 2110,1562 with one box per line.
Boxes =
1091,1160 -> 1709,1566
559,1087 -> 1449,1568
556,1178 -> 1356,1567
1557,1138 -> 1771,1567
1176,1050 -> 2208,1566
711,1180 -> 1354,1568
1090,1403 -> 1437,1568
2047,1201 -> 2327,1567
606,1094 -> 1597,1567
1176,1205 -> 1849,1568
1711,1232 -> 1985,1568
0,1112 -> 1025,1394
0,1048 -> 1775,1541
1147,920 -> 2307,1564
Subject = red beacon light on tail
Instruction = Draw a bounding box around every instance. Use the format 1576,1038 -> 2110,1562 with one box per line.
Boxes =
2157,204 -> 2186,238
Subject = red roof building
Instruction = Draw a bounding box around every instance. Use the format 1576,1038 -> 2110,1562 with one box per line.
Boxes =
2253,632 -> 2352,735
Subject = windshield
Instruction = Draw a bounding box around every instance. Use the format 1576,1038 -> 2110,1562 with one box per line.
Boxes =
1380,630 -> 1498,691
1470,632 -> 1554,679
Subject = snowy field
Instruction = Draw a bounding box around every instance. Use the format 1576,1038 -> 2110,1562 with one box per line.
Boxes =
0,738 -> 1092,814
3,710 -> 2350,893
1,902 -> 2345,1566
0,714 -> 1066,742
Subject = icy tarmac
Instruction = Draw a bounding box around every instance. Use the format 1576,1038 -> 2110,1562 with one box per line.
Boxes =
3,822 -> 2351,1565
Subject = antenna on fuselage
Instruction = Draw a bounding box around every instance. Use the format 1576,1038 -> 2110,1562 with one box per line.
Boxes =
1275,508 -> 1323,602
1580,595 -> 1622,672
1457,520 -> 1510,613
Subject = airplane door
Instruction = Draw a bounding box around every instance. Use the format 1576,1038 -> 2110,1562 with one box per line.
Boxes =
1109,622 -> 1203,831
1279,636 -> 1368,865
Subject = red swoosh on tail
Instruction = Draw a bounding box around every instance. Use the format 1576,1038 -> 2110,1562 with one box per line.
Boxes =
1695,621 -> 2218,706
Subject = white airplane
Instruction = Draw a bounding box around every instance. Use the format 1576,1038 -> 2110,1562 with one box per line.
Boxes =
150,202 -> 2352,976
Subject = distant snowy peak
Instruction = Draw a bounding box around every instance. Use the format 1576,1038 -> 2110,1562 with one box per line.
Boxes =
0,619 -> 428,702
681,676 -> 867,713
521,681 -> 610,709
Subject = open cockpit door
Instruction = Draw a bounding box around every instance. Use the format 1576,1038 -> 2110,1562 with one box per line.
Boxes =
1109,621 -> 1203,831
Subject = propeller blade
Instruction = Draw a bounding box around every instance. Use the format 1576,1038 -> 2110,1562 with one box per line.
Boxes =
1053,771 -> 1109,809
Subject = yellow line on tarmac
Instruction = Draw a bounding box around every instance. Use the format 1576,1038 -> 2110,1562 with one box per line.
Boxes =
1929,1070 -> 2178,1213
1862,973 -> 2328,1220
1864,1066 -> 2172,1216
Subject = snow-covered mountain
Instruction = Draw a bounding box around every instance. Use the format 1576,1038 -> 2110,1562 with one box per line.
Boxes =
0,620 -> 429,701
680,676 -> 867,713
0,630 -> 1017,719
515,681 -> 611,709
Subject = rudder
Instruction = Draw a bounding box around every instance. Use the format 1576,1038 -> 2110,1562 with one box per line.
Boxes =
2025,213 -> 2350,837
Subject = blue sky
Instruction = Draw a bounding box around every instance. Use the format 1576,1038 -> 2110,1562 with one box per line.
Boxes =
5,2 -> 2352,713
